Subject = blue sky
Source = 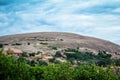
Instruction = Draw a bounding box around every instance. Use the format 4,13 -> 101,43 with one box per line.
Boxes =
0,0 -> 120,45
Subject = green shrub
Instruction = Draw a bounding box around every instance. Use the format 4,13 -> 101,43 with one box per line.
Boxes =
29,53 -> 35,57
55,51 -> 62,57
36,51 -> 42,55
49,57 -> 55,63
113,59 -> 120,66
51,46 -> 57,50
21,52 -> 28,57
38,60 -> 48,66
15,43 -> 22,45
0,44 -> 3,48
28,42 -> 30,45
40,42 -> 48,45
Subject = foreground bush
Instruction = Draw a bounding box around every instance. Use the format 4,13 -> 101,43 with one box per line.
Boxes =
0,50 -> 120,80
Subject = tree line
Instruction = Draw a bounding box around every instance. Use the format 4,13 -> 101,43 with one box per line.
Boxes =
0,50 -> 120,80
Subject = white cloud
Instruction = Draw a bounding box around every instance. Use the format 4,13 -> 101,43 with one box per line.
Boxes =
0,0 -> 120,45
112,8 -> 120,13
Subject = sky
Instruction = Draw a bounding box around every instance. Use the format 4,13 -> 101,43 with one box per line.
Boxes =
0,0 -> 120,45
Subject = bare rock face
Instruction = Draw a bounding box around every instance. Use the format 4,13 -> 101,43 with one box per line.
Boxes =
0,32 -> 120,59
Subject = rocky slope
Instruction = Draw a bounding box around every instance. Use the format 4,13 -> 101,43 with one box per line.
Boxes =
0,32 -> 120,59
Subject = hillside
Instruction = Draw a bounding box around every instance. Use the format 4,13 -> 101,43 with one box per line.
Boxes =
0,32 -> 120,66
0,32 -> 120,53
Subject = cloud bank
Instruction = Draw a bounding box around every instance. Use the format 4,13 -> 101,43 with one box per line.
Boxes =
0,0 -> 120,44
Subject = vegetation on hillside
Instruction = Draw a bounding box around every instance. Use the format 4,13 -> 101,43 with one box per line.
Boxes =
64,48 -> 113,66
4,46 -> 120,67
0,49 -> 120,80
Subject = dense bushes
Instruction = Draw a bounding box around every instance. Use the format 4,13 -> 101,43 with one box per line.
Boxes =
113,59 -> 120,66
0,50 -> 120,80
0,50 -> 32,80
55,51 -> 63,57
64,49 -> 113,66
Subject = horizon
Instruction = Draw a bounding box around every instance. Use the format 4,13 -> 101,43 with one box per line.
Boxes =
0,0 -> 120,45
